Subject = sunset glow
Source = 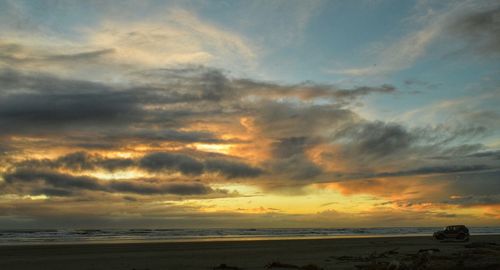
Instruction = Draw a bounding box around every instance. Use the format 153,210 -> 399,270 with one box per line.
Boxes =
0,0 -> 499,229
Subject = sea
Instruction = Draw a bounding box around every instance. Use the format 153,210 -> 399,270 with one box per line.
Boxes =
1,227 -> 500,245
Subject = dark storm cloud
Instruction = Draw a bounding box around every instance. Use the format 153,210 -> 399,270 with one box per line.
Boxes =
0,67 -> 390,141
0,71 -> 141,134
272,155 -> 322,181
16,152 -> 135,172
449,5 -> 500,55
11,151 -> 263,179
64,129 -> 231,151
0,68 -> 244,145
0,65 -> 397,144
0,90 -> 135,127
55,152 -> 101,171
205,159 -> 262,178
4,170 -> 103,191
253,102 -> 357,139
139,152 -> 205,176
137,152 -> 263,178
0,68 -> 221,127
268,137 -> 322,180
333,121 -> 414,158
97,157 -> 136,172
327,120 -> 490,170
1,64 -> 398,105
137,67 -> 236,102
138,67 -> 397,100
124,129 -> 224,143
2,169 -> 216,196
271,137 -> 309,159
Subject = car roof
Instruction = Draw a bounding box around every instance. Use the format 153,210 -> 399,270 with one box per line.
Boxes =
446,225 -> 467,228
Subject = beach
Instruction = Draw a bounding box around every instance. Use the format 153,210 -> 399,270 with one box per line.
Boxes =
1,235 -> 500,270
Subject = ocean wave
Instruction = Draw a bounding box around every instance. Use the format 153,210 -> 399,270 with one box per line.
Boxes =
1,227 -> 499,245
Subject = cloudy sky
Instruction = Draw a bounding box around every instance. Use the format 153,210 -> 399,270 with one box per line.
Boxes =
0,0 -> 499,229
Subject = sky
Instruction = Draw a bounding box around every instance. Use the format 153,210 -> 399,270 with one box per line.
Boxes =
0,0 -> 499,229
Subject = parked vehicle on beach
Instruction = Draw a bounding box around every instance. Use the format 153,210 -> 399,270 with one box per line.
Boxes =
433,225 -> 469,241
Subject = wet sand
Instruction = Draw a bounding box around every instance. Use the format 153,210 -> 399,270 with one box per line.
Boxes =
1,235 -> 500,270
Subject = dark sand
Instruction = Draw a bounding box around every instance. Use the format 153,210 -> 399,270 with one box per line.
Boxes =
1,235 -> 500,270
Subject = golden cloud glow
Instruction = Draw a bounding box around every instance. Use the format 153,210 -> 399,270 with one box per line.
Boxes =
86,9 -> 256,70
193,143 -> 233,155
1,1 -> 499,229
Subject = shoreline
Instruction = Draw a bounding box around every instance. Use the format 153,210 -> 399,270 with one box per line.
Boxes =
0,233 -> 435,247
1,235 -> 499,269
2,232 -> 500,247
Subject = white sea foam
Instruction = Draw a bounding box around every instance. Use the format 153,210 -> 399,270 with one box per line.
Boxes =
1,227 -> 499,245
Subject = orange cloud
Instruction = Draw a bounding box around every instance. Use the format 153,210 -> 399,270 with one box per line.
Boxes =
319,177 -> 449,202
